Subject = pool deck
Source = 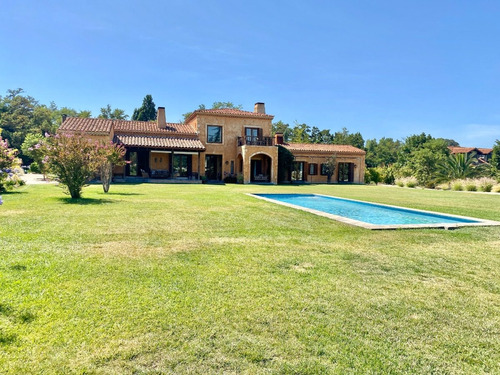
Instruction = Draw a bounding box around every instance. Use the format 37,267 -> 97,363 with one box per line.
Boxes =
249,193 -> 500,230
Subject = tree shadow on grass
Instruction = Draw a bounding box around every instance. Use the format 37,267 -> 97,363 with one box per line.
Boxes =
0,190 -> 27,195
101,192 -> 143,196
57,197 -> 116,205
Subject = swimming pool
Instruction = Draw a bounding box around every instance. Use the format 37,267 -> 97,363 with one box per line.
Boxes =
251,193 -> 500,230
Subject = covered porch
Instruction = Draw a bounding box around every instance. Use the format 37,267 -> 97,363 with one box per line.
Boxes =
113,134 -> 205,182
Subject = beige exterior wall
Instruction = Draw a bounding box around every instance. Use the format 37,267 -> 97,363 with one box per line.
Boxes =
292,152 -> 365,184
150,151 -> 170,170
187,114 -> 277,183
238,145 -> 278,184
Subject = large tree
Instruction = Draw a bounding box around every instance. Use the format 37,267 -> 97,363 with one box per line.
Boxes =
332,127 -> 364,149
132,95 -> 156,121
365,137 -> 401,167
98,104 -> 128,120
404,138 -> 449,186
290,122 -> 311,143
272,121 -> 292,142
0,89 -> 91,162
182,102 -> 242,121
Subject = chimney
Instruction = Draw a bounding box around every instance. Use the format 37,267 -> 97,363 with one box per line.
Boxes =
157,107 -> 166,128
62,114 -> 67,123
254,102 -> 266,114
274,132 -> 284,145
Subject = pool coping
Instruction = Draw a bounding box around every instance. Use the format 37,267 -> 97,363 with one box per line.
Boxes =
248,193 -> 500,230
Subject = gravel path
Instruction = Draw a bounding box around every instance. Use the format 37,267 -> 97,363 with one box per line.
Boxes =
21,173 -> 56,185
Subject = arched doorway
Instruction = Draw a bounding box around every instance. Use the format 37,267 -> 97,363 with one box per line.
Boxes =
250,153 -> 272,182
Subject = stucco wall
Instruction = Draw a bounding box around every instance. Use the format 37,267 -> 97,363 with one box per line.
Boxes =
292,152 -> 365,183
188,114 -> 277,183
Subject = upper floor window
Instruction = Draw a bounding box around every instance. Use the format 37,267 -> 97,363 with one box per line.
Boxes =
207,125 -> 222,143
245,127 -> 260,140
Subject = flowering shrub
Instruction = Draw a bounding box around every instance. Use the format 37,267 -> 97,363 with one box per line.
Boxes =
0,137 -> 22,193
25,134 -> 48,178
39,133 -> 125,198
95,141 -> 126,193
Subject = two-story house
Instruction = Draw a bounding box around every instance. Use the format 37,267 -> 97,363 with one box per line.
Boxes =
59,102 -> 365,184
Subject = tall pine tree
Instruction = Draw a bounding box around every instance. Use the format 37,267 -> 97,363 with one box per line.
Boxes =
132,95 -> 156,121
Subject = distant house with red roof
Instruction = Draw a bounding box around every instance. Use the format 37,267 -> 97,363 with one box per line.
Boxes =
59,103 -> 365,184
448,146 -> 492,164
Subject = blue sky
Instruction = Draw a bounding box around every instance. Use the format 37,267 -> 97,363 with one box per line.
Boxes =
1,0 -> 499,147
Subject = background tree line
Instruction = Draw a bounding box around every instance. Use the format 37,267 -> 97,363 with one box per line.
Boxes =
0,89 -> 156,164
1,88 -> 499,186
270,120 -> 499,186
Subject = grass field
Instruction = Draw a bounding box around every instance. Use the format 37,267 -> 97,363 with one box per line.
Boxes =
1,182 -> 499,374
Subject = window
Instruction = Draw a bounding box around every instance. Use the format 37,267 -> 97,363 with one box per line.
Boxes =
320,164 -> 328,175
292,162 -> 304,181
309,163 -> 318,175
173,154 -> 189,177
129,151 -> 138,176
245,127 -> 260,143
207,125 -> 222,143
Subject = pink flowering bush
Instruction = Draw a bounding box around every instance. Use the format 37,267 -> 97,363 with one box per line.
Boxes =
0,137 -> 22,193
40,133 -> 125,199
95,141 -> 126,193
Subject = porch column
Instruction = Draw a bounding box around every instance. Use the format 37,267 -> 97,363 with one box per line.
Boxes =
197,152 -> 201,180
170,151 -> 174,178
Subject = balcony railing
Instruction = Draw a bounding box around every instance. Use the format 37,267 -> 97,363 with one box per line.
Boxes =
237,136 -> 274,147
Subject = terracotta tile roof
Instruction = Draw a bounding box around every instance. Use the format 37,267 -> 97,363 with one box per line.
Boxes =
114,134 -> 205,151
448,146 -> 476,154
185,108 -> 274,122
283,143 -> 366,155
448,146 -> 493,155
59,117 -> 113,134
477,148 -> 492,154
115,121 -> 196,135
59,117 -> 197,136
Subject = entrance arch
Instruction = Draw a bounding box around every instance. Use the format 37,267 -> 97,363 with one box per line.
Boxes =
249,153 -> 272,182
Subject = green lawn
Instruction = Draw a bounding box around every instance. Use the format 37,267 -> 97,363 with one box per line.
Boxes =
1,183 -> 499,374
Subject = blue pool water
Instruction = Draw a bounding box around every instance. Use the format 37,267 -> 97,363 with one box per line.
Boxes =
254,194 -> 480,227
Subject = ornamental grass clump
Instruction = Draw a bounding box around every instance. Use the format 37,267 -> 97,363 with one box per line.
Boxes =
405,177 -> 418,188
395,177 -> 417,188
477,177 -> 495,192
464,179 -> 477,191
436,182 -> 451,190
451,180 -> 464,191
